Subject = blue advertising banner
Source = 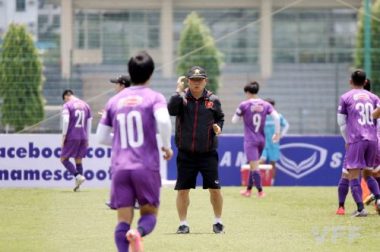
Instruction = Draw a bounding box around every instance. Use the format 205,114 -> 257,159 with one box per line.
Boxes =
167,135 -> 345,186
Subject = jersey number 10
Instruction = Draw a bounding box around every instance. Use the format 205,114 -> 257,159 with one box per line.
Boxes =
117,111 -> 144,149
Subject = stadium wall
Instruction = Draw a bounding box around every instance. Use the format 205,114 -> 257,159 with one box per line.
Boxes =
0,134 -> 344,187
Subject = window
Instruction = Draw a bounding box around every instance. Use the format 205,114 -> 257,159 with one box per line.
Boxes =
16,0 -> 26,12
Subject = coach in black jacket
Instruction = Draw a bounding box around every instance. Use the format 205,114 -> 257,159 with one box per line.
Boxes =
168,66 -> 225,234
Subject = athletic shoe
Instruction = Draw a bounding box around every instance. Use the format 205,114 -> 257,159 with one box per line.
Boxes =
257,191 -> 266,198
73,175 -> 85,192
213,223 -> 225,234
376,199 -> 380,215
351,209 -> 368,217
126,229 -> 144,252
176,225 -> 190,234
364,194 -> 375,206
240,189 -> 252,197
336,207 -> 345,215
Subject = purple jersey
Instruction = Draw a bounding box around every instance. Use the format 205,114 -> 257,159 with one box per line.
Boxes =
235,98 -> 274,143
99,86 -> 167,172
62,98 -> 92,141
338,89 -> 380,144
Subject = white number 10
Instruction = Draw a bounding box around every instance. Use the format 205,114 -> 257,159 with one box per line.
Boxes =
116,111 -> 144,149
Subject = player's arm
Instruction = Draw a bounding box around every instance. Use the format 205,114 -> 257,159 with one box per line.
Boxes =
86,117 -> 92,138
271,110 -> 281,143
61,108 -> 70,146
167,76 -> 186,116
96,124 -> 113,146
96,104 -> 113,146
154,107 -> 173,160
280,116 -> 290,137
231,107 -> 242,124
373,107 -> 380,119
337,113 -> 348,143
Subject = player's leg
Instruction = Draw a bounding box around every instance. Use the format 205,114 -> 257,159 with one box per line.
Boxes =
348,169 -> 367,216
112,170 -> 135,252
346,141 -> 368,216
174,151 -> 197,233
241,142 -> 262,196
336,171 -> 349,215
268,145 -> 280,186
116,207 -> 134,252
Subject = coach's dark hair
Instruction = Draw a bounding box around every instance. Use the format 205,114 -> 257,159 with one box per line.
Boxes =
351,69 -> 366,86
244,81 -> 260,94
265,98 -> 275,106
364,79 -> 371,91
62,89 -> 74,100
128,51 -> 155,85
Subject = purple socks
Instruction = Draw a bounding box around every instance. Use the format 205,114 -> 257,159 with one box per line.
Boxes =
61,159 -> 77,175
365,176 -> 380,198
137,214 -> 157,237
115,222 -> 130,252
252,170 -> 263,192
338,178 -> 349,207
350,178 -> 364,211
76,163 -> 83,175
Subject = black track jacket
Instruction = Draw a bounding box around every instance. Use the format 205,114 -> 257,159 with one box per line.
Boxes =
168,89 -> 224,153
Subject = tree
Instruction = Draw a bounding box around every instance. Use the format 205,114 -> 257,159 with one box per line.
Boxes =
354,3 -> 365,68
176,12 -> 223,94
372,0 -> 380,94
0,24 -> 45,132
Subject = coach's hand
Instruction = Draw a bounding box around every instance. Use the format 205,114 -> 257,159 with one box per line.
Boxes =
176,76 -> 186,93
213,124 -> 221,136
162,147 -> 174,160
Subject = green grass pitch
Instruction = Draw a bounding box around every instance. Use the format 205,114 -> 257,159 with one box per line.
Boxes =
0,187 -> 378,251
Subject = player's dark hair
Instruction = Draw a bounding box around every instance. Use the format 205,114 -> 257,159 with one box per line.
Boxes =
62,89 -> 74,100
128,51 -> 155,85
265,98 -> 275,106
244,81 -> 260,94
351,69 -> 366,86
364,79 -> 371,91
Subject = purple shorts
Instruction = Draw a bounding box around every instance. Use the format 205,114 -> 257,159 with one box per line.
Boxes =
244,141 -> 265,162
111,169 -> 161,209
345,140 -> 377,169
61,139 -> 88,158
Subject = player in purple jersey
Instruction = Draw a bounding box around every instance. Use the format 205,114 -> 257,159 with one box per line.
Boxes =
337,70 -> 380,217
232,81 -> 280,198
96,51 -> 173,252
60,90 -> 92,192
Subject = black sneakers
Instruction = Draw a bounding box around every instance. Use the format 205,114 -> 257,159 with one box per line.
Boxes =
176,225 -> 190,234
213,223 -> 224,234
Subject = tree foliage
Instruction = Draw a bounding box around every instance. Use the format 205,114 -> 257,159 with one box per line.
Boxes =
372,0 -> 380,94
0,24 -> 45,131
176,12 -> 223,94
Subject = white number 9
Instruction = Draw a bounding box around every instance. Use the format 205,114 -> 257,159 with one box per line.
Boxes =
252,114 -> 261,132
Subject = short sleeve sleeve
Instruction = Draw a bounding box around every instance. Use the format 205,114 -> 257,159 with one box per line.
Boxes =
338,96 -> 347,115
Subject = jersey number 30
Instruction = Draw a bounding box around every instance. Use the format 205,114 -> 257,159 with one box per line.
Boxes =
355,102 -> 374,126
117,111 -> 144,149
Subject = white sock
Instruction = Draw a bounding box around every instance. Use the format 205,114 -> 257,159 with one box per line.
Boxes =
75,174 -> 82,179
180,220 -> 188,226
214,218 -> 222,224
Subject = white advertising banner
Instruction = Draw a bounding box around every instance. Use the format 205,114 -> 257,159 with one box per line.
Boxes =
0,134 -> 168,188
